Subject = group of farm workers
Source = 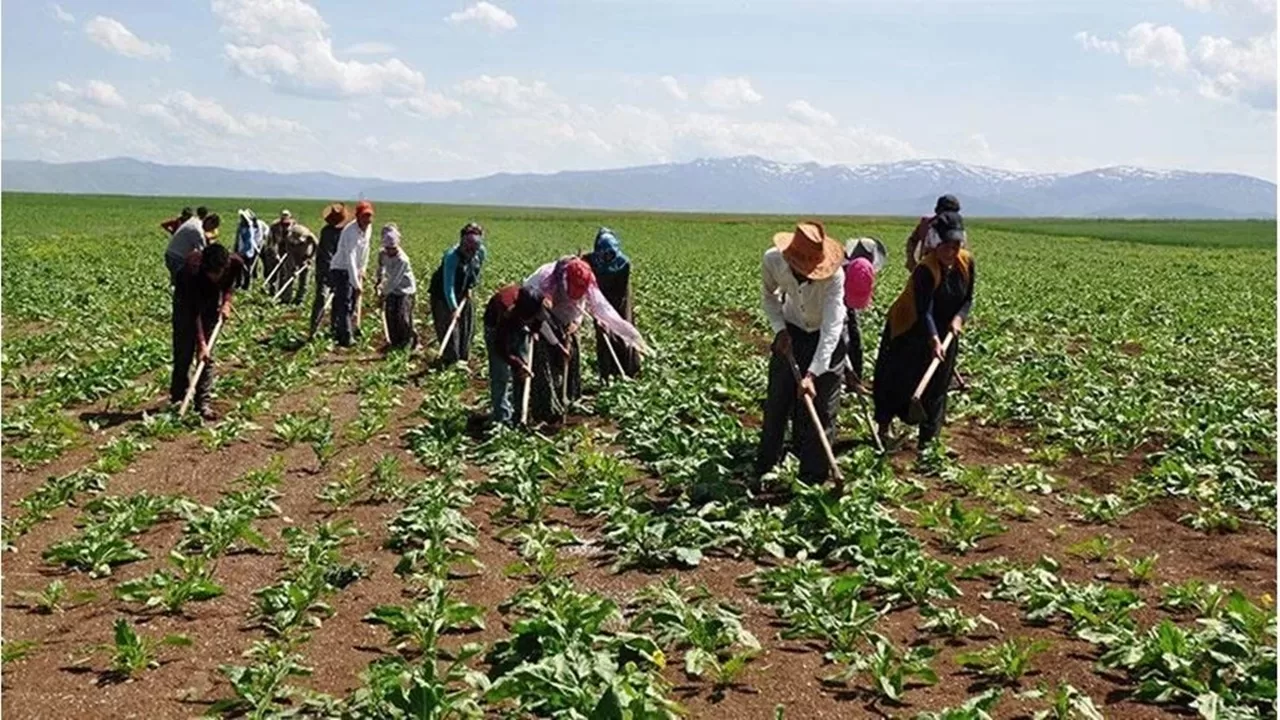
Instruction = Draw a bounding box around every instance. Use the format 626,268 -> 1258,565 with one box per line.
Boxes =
158,192 -> 973,486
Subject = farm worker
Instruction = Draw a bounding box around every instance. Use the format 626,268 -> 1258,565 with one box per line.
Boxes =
428,222 -> 487,365
376,224 -> 419,350
482,283 -> 563,426
278,223 -> 318,304
754,221 -> 848,486
841,236 -> 888,393
522,256 -> 650,423
582,227 -> 640,380
262,209 -> 293,294
328,200 -> 375,347
233,209 -> 269,290
873,211 -> 975,451
905,194 -> 961,272
164,212 -> 221,285
160,207 -> 193,235
309,203 -> 348,339
170,243 -> 244,421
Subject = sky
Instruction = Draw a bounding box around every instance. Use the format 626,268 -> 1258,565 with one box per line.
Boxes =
2,0 -> 1276,182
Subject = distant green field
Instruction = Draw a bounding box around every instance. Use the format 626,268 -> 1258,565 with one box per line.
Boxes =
4,191 -> 1274,250
978,217 -> 1277,249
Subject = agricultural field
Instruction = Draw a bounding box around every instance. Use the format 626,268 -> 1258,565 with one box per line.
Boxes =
1,192 -> 1275,719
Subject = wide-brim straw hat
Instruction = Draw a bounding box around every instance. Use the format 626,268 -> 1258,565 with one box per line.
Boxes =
322,202 -> 349,226
773,221 -> 844,281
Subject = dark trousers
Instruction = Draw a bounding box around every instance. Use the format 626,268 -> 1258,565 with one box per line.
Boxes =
845,311 -> 864,382
872,324 -> 958,447
278,254 -> 309,304
309,270 -> 331,337
169,298 -> 214,409
261,247 -> 281,294
755,325 -> 844,484
328,269 -> 355,347
529,333 -> 581,423
431,292 -> 475,364
237,255 -> 257,290
384,293 -> 418,349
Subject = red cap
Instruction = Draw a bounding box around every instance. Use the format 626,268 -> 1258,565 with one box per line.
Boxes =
564,258 -> 594,300
355,200 -> 374,217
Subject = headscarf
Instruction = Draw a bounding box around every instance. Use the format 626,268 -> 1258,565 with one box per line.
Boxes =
235,209 -> 262,259
524,257 -> 650,355
440,223 -> 486,311
924,211 -> 966,252
843,257 -> 875,311
588,227 -> 629,275
381,223 -> 401,249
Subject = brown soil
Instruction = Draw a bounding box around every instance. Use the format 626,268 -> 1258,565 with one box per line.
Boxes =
2,352 -> 1275,720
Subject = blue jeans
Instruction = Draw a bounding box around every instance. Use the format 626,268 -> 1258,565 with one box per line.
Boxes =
485,325 -> 529,424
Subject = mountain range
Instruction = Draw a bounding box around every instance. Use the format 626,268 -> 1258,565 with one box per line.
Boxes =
3,156 -> 1274,218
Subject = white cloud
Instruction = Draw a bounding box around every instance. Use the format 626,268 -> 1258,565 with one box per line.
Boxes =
84,16 -> 171,61
145,91 -> 306,138
386,92 -> 466,119
456,75 -> 552,111
659,75 -> 688,101
51,3 -> 74,24
55,80 -> 127,109
786,99 -> 837,127
1077,18 -> 1274,110
1074,30 -> 1120,54
700,76 -> 763,109
14,100 -> 115,132
212,0 -> 455,114
1193,31 -> 1277,107
1124,22 -> 1189,71
344,41 -> 396,56
445,2 -> 518,32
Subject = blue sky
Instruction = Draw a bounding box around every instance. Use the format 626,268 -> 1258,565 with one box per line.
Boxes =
3,0 -> 1276,181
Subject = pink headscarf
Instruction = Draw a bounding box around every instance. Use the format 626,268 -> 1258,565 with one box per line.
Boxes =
844,257 -> 875,310
524,257 -> 651,355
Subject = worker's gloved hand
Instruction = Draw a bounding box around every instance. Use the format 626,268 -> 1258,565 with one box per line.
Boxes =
798,373 -> 816,398
771,330 -> 792,359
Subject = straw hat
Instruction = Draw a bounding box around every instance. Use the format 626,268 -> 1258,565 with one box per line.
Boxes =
773,221 -> 844,281
321,202 -> 349,226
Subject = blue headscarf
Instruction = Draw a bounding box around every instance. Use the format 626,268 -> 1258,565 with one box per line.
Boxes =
589,227 -> 629,275
440,230 -> 486,311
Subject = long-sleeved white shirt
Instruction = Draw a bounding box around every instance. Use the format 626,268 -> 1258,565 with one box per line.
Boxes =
761,247 -> 847,377
332,220 -> 372,290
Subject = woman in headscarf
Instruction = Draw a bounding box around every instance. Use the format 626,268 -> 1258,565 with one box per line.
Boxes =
376,224 -> 419,350
873,211 -> 974,452
428,222 -> 486,365
522,256 -> 650,423
582,227 -> 640,380
841,236 -> 887,393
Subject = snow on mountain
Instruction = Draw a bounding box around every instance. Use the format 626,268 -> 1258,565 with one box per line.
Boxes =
2,155 -> 1274,219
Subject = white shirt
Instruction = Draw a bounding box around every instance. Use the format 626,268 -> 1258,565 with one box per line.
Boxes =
377,249 -> 417,296
761,247 -> 847,377
333,220 -> 372,289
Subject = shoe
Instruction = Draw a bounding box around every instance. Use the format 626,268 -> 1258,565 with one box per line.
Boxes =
197,406 -> 219,422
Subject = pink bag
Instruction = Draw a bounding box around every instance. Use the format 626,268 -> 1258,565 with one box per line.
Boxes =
844,257 -> 875,310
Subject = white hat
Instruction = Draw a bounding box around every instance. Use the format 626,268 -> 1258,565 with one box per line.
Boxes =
844,237 -> 888,272
280,209 -> 292,219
